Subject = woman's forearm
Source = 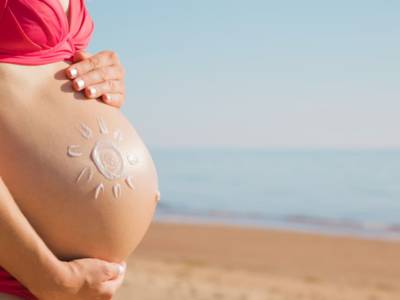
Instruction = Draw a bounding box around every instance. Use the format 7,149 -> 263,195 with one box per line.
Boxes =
0,174 -> 127,299
0,177 -> 64,295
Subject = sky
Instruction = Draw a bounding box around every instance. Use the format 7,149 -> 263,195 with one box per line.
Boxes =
87,1 -> 400,149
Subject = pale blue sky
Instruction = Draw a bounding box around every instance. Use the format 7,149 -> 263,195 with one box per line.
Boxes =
88,1 -> 400,149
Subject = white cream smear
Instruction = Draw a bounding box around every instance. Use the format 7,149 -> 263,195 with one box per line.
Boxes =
127,154 -> 139,166
67,118 -> 144,200
95,183 -> 104,200
113,130 -> 123,142
113,183 -> 122,199
155,191 -> 161,202
97,117 -> 109,134
125,176 -> 135,190
76,166 -> 93,183
91,140 -> 125,180
79,123 -> 93,140
67,145 -> 83,157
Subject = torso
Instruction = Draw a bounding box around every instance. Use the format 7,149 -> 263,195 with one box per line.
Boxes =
0,61 -> 159,262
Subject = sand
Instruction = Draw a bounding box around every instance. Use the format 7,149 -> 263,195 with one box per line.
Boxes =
115,222 -> 400,300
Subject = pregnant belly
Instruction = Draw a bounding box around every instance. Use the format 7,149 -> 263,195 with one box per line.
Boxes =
0,68 -> 159,262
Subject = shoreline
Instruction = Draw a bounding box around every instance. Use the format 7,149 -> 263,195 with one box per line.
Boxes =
116,221 -> 400,300
155,213 -> 400,241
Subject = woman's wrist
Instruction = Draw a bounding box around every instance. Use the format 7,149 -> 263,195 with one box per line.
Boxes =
27,258 -> 76,298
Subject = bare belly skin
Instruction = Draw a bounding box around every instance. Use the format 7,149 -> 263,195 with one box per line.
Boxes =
0,62 -> 159,262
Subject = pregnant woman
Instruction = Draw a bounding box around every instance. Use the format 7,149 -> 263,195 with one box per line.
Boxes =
0,0 -> 159,299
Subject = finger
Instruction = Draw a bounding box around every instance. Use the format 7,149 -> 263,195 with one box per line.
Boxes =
72,51 -> 91,62
104,94 -> 124,108
98,272 -> 126,297
101,93 -> 124,108
95,262 -> 125,282
84,81 -> 124,99
72,66 -> 124,91
66,51 -> 120,80
65,51 -> 91,79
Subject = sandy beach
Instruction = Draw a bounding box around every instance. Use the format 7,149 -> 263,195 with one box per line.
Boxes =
115,222 -> 400,300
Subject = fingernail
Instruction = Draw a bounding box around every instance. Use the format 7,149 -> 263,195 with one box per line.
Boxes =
88,87 -> 97,97
117,264 -> 126,275
104,94 -> 112,102
68,68 -> 78,79
75,79 -> 85,90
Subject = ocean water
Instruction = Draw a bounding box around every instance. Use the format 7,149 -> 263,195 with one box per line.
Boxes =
151,148 -> 400,240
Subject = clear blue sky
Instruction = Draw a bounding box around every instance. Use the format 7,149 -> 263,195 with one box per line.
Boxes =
88,1 -> 400,149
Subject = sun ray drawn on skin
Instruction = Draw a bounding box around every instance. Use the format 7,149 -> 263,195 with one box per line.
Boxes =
79,123 -> 93,139
76,166 -> 93,183
113,183 -> 122,199
113,130 -> 123,142
125,176 -> 135,190
95,183 -> 104,200
97,117 -> 108,134
87,167 -> 94,182
127,154 -> 140,166
67,145 -> 83,157
67,118 -> 139,199
155,191 -> 161,202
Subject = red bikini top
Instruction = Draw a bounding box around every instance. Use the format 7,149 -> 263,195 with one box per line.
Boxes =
0,0 -> 94,65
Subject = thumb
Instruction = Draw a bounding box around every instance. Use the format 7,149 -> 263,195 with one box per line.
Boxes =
72,51 -> 91,62
100,262 -> 126,281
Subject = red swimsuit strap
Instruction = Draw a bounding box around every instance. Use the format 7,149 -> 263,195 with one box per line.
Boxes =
0,267 -> 37,300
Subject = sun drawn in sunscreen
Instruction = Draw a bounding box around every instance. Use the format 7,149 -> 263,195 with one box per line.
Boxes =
67,118 -> 140,200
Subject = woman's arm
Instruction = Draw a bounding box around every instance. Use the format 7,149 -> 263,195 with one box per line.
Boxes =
0,177 -> 126,300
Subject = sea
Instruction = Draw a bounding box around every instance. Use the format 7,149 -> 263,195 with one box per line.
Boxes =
151,148 -> 400,240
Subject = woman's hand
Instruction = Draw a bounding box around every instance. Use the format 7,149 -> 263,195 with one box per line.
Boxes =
65,51 -> 126,108
35,258 -> 126,300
